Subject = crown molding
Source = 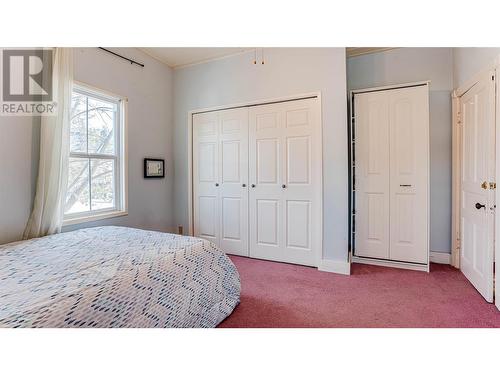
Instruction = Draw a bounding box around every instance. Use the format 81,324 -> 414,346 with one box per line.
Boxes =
347,47 -> 399,58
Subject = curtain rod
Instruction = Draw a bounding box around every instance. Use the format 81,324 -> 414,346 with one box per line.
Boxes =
98,47 -> 145,68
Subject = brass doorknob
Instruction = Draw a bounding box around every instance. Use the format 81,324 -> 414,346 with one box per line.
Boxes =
481,181 -> 488,189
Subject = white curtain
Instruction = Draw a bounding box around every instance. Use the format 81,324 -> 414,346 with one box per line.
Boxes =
23,48 -> 73,239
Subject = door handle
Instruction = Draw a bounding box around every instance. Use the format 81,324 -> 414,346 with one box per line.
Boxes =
251,184 -> 256,188
242,183 -> 246,187
400,184 -> 412,187
282,184 -> 286,188
481,181 -> 488,189
215,183 -> 219,187
475,202 -> 486,210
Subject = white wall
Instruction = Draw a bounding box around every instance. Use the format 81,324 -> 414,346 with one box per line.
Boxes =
347,47 -> 454,254
173,48 -> 349,262
453,48 -> 500,88
0,48 -> 175,244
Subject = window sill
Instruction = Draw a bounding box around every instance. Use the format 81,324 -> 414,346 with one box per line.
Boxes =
63,210 -> 128,227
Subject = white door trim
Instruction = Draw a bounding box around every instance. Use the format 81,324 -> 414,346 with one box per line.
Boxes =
451,91 -> 461,268
496,71 -> 500,311
187,92 -> 324,267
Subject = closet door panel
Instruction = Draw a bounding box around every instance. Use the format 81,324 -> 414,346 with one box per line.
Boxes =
286,200 -> 310,249
354,92 -> 391,259
249,105 -> 284,261
193,112 -> 220,246
256,138 -> 279,184
281,99 -> 320,266
256,199 -> 279,246
198,196 -> 218,239
218,108 -> 249,256
389,86 -> 429,263
286,136 -> 310,185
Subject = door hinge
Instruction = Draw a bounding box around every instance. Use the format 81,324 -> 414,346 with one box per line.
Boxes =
457,111 -> 462,125
492,75 -> 495,81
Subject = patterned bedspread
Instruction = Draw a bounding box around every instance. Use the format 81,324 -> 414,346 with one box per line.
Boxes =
0,226 -> 240,328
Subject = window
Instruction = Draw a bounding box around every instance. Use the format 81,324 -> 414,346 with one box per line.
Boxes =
64,84 -> 127,224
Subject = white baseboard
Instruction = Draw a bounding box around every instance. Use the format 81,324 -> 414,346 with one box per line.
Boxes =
318,259 -> 351,275
429,251 -> 451,264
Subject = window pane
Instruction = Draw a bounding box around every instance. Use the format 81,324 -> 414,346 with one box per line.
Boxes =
70,93 -> 87,153
90,159 -> 115,211
65,158 -> 90,214
88,97 -> 116,155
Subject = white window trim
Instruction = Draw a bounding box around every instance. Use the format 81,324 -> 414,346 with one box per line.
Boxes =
63,81 -> 128,227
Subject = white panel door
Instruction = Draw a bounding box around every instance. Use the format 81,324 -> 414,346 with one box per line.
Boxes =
460,72 -> 495,302
282,99 -> 321,266
249,103 -> 283,262
389,85 -> 429,264
249,98 -> 321,266
354,91 -> 391,259
193,108 -> 249,256
193,112 -> 220,246
218,108 -> 249,256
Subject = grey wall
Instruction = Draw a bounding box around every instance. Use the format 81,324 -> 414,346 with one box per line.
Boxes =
173,48 -> 349,262
347,48 -> 454,253
453,48 -> 500,88
0,48 -> 175,244
0,108 -> 40,244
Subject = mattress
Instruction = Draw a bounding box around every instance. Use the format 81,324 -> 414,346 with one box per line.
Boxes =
0,226 -> 240,328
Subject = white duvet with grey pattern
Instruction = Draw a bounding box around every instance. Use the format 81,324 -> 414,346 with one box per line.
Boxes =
0,226 -> 240,328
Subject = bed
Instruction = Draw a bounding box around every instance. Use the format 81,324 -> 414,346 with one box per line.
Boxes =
0,226 -> 240,328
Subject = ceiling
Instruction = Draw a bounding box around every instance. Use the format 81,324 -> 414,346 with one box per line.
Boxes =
139,47 -> 398,68
139,48 -> 254,68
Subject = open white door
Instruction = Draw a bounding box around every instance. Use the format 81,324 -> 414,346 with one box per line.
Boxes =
459,71 -> 495,303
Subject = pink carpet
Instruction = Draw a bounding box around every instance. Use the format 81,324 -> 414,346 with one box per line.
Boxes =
219,256 -> 500,328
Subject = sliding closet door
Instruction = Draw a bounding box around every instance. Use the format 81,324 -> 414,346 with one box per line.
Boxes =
354,84 -> 429,265
193,108 -> 249,255
281,99 -> 321,266
249,98 -> 320,266
193,112 -> 220,246
388,86 -> 429,264
218,108 -> 249,256
354,91 -> 391,259
249,103 -> 284,261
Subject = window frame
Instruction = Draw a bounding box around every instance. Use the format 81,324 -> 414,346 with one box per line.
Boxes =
63,82 -> 128,226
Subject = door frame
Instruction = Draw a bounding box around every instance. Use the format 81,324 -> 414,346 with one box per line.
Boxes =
451,55 -> 500,309
187,91 -> 323,266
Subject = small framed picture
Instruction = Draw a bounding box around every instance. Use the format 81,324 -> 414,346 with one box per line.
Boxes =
144,158 -> 165,178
